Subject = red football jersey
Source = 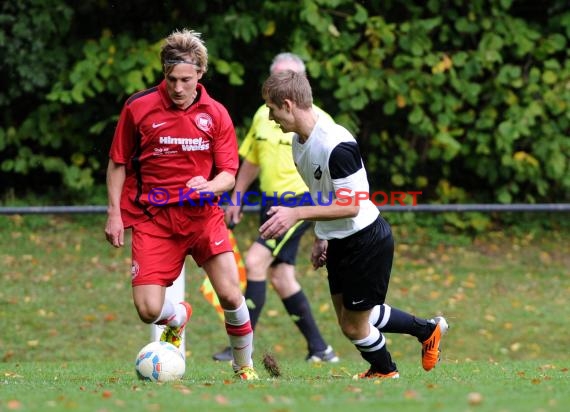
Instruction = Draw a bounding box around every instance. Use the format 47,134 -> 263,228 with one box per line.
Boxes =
109,81 -> 238,227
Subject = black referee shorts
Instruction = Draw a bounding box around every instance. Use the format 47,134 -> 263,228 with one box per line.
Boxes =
256,195 -> 311,266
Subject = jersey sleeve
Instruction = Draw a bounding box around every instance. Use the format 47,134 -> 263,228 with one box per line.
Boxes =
109,103 -> 137,165
329,141 -> 365,193
212,105 -> 239,176
329,141 -> 363,179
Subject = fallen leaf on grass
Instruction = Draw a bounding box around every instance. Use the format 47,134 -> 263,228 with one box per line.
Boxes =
429,290 -> 441,299
173,384 -> 191,394
215,394 -> 229,405
539,251 -> 551,264
7,400 -> 22,410
272,344 -> 284,353
263,395 -> 276,403
404,389 -> 420,399
104,313 -> 117,322
467,392 -> 483,405
510,342 -> 521,352
319,303 -> 330,313
538,364 -> 556,371
267,309 -> 279,317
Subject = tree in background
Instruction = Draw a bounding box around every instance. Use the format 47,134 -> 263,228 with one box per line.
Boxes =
1,0 -> 568,209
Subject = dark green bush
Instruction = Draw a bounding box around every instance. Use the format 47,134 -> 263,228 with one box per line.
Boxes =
1,0 -> 568,212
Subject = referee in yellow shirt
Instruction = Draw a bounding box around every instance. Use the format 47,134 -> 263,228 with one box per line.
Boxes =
212,53 -> 338,363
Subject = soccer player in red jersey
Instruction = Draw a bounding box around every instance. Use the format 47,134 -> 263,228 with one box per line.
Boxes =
104,28 -> 257,380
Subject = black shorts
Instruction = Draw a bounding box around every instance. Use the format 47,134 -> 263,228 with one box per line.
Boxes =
326,215 -> 393,311
256,196 -> 311,266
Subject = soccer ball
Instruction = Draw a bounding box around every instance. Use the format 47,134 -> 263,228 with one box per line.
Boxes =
135,341 -> 185,382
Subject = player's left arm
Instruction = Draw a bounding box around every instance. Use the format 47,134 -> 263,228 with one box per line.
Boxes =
188,105 -> 239,195
186,171 -> 235,196
260,200 -> 359,239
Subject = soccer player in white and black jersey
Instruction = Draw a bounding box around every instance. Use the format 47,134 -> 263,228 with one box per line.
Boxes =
259,70 -> 449,378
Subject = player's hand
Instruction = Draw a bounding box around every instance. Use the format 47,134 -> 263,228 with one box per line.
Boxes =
105,214 -> 125,248
225,204 -> 242,228
259,206 -> 299,239
186,175 -> 210,194
311,238 -> 328,269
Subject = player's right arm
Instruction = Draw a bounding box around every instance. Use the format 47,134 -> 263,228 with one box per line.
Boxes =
225,159 -> 260,226
105,159 -> 126,247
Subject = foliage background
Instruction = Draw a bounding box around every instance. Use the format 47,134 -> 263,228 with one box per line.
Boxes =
1,0 -> 569,207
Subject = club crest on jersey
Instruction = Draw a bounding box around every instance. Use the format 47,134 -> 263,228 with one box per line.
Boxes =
131,260 -> 140,280
313,165 -> 322,180
195,113 -> 213,132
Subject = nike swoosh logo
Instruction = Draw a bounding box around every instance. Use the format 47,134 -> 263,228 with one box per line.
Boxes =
152,121 -> 167,128
352,299 -> 365,305
233,344 -> 249,350
214,240 -> 225,246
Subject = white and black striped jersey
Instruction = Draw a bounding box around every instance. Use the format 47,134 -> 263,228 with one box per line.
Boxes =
292,115 -> 379,239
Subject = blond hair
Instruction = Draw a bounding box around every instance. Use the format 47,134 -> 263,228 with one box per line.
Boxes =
160,29 -> 208,75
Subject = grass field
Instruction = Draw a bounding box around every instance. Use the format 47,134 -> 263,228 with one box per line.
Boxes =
1,212 -> 569,411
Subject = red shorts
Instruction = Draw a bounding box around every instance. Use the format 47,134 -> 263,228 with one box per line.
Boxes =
130,205 -> 232,287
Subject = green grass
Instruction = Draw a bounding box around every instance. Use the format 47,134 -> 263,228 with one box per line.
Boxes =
1,213 -> 569,411
2,360 -> 568,411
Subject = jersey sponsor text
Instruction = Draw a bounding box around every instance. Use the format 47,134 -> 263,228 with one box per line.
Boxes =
159,136 -> 210,151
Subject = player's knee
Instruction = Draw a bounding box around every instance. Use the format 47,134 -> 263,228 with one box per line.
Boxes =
244,251 -> 271,280
339,321 -> 362,340
270,275 -> 300,297
269,271 -> 286,288
245,259 -> 266,278
216,287 -> 244,310
135,304 -> 161,324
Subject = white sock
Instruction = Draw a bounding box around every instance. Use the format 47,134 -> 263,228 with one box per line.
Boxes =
169,302 -> 188,327
155,300 -> 187,326
369,305 -> 381,325
224,297 -> 254,370
369,304 -> 391,329
154,299 -> 175,325
351,325 -> 385,352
